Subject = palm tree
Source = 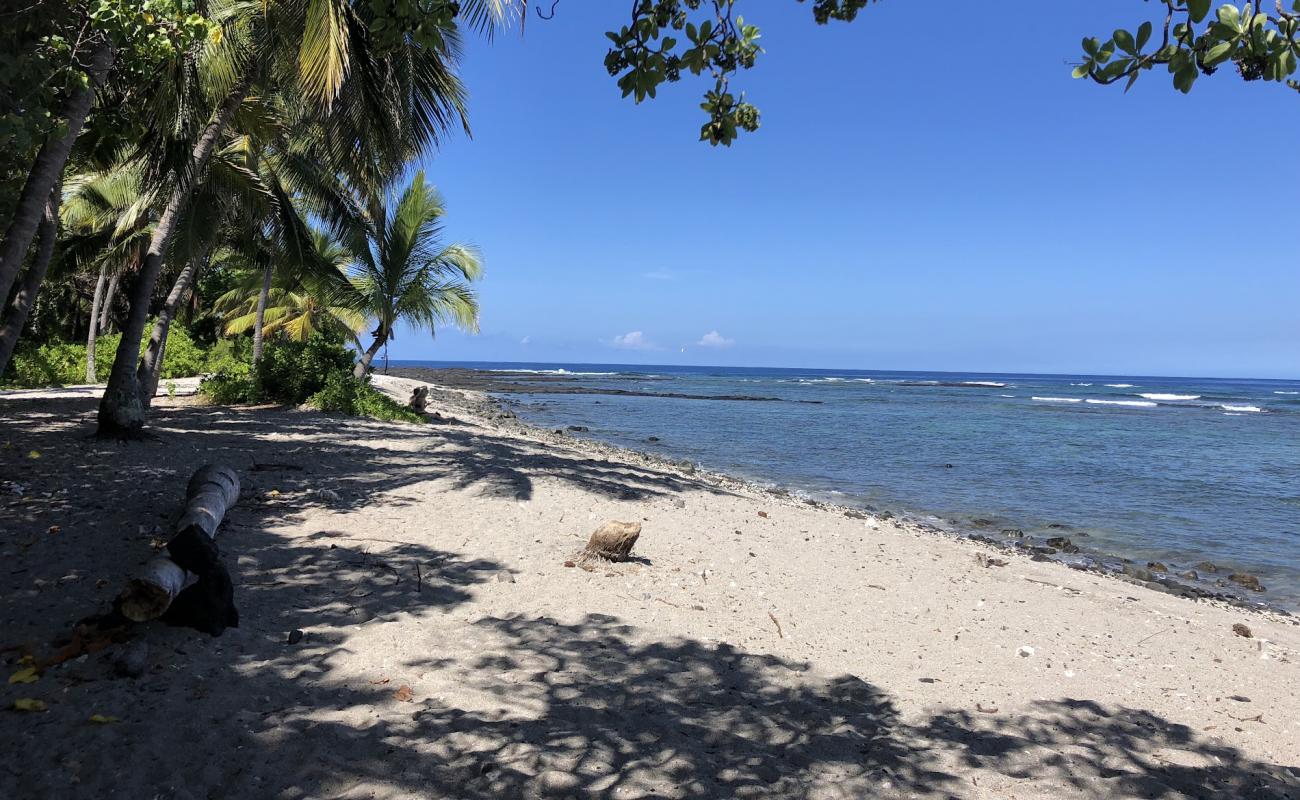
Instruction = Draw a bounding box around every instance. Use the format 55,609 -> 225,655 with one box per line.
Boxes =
97,0 -> 512,436
213,229 -> 366,349
56,159 -> 156,382
347,170 -> 481,378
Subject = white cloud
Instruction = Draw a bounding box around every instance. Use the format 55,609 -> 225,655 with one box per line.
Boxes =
641,271 -> 676,281
520,335 -> 531,345
696,330 -> 735,348
612,331 -> 656,350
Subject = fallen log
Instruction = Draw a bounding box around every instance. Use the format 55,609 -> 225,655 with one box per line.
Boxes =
117,464 -> 241,635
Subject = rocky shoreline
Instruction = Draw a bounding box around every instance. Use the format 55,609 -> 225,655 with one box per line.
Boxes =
387,367 -> 819,403
374,372 -> 1292,620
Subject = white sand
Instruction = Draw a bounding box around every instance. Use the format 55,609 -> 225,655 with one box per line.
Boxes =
1,378 -> 1297,799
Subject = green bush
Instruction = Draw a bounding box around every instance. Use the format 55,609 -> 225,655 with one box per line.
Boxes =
254,335 -> 355,405
3,324 -> 224,388
199,363 -> 256,404
308,371 -> 424,424
5,341 -> 85,386
203,337 -> 251,375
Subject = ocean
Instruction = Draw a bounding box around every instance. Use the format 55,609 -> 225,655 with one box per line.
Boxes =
392,361 -> 1300,610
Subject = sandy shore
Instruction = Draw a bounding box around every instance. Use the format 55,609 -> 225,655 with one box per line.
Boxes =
1,376 -> 1297,799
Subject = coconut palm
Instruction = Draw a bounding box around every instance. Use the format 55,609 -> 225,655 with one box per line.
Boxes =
347,170 -> 481,378
97,0 -> 514,435
214,230 -> 366,348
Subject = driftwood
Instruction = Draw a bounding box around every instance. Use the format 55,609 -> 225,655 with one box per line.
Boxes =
408,385 -> 430,413
581,521 -> 641,562
117,464 -> 241,635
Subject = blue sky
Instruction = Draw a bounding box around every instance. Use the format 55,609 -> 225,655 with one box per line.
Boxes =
387,1 -> 1300,378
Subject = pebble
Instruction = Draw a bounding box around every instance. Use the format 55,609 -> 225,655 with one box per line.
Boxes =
113,640 -> 149,678
287,629 -> 304,645
1017,645 -> 1035,658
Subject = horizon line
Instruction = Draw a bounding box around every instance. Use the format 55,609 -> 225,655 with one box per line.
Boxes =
385,358 -> 1299,384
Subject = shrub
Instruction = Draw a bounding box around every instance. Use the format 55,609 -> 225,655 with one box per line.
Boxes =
199,363 -> 255,405
308,371 -> 423,424
254,335 -> 354,405
5,341 -> 84,386
203,337 -> 251,375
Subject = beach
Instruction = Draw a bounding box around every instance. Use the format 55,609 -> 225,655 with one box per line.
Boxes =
1,376 -> 1297,799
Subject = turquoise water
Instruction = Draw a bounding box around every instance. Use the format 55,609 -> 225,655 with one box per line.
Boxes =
398,362 -> 1300,609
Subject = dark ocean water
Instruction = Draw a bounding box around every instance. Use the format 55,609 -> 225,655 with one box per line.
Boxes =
395,361 -> 1300,609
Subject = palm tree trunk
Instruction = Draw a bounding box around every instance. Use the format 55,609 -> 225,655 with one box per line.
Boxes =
98,268 -> 119,333
97,81 -> 249,437
251,259 -> 273,364
0,39 -> 111,307
85,264 -> 109,382
0,182 -> 61,379
353,333 -> 387,379
138,249 -> 207,405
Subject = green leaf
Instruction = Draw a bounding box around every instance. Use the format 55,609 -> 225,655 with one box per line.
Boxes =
1114,29 -> 1137,54
1188,0 -> 1212,22
1083,37 -> 1100,56
1217,4 -> 1241,30
1137,21 -> 1153,50
1204,40 -> 1234,66
1071,64 -> 1091,79
1174,64 -> 1199,92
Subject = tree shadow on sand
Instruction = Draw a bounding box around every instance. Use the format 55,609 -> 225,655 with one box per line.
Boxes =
1,398 -> 1297,799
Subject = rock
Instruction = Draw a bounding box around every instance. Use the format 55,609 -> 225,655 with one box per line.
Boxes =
1228,573 -> 1265,592
1232,623 -> 1253,638
878,511 -> 894,520
553,428 -> 565,435
844,510 -> 869,520
1001,528 -> 1024,538
677,460 -> 696,474
1147,561 -> 1168,573
646,436 -> 661,443
1179,570 -> 1199,581
971,518 -> 995,528
567,425 -> 588,432
1030,545 -> 1058,556
1045,537 -> 1079,553
112,640 -> 149,678
757,511 -> 769,519
1123,564 -> 1153,582
287,629 -> 304,645
1196,561 -> 1219,573
1047,523 -> 1070,530
495,572 -> 516,584
1017,646 -> 1034,658
975,552 -> 1007,568
563,560 -> 576,568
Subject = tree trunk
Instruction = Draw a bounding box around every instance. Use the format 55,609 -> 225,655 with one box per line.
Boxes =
353,332 -> 387,378
0,182 -> 61,379
250,259 -> 273,363
97,82 -> 248,437
85,264 -> 108,382
138,250 -> 206,405
117,464 -> 241,636
97,267 -> 119,333
0,39 -> 112,308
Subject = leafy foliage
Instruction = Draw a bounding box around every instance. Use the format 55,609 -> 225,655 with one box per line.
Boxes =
252,333 -> 356,405
308,371 -> 424,423
603,0 -> 878,145
3,325 -> 214,387
1076,1 -> 1300,93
